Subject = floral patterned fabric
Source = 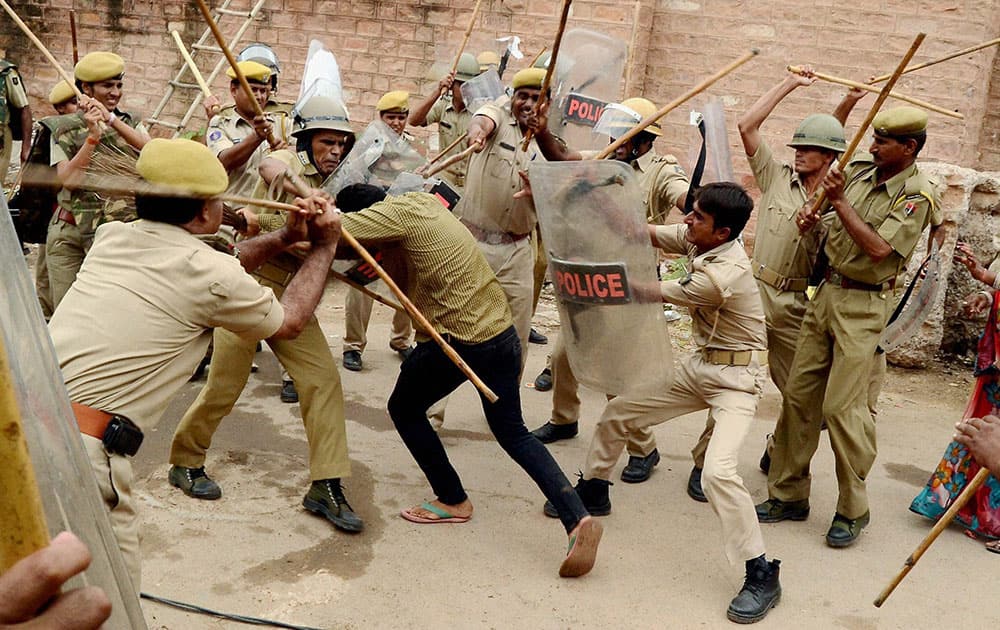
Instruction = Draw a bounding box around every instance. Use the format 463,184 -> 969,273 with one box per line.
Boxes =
910,292 -> 1000,539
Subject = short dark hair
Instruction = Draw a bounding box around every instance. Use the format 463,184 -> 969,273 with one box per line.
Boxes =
135,195 -> 203,224
336,183 -> 387,213
694,182 -> 753,242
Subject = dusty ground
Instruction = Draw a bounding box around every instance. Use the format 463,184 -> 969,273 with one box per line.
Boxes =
126,280 -> 996,630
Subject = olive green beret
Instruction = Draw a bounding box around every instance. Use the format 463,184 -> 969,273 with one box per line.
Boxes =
872,106 -> 928,137
226,60 -> 272,84
48,80 -> 76,105
74,52 -> 125,82
511,67 -> 545,90
136,138 -> 228,196
377,90 -> 410,113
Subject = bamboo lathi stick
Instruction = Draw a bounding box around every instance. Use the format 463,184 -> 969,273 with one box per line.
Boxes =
0,335 -> 49,572
787,65 -> 962,119
593,49 -> 759,161
521,0 -> 573,151
69,9 -> 79,65
798,33 -> 926,226
171,30 -> 213,99
426,133 -> 467,167
623,0 -> 642,96
528,47 -> 548,68
193,0 -> 281,149
874,466 -> 991,607
871,37 -> 1000,83
0,0 -> 85,101
425,144 -> 476,178
448,0 -> 485,78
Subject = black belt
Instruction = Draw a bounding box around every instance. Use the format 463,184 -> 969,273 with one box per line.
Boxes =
824,269 -> 896,292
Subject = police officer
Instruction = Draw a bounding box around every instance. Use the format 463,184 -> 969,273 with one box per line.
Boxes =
459,67 -> 548,366
341,90 -> 416,372
51,137 -> 343,585
527,96 -> 689,484
756,107 -> 941,548
46,51 -> 149,309
408,52 -> 481,192
168,94 -> 367,535
206,42 -> 294,120
546,183 -> 781,622
476,50 -> 501,74
0,54 -> 31,178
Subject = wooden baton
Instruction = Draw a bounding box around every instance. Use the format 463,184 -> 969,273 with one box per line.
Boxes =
448,0 -> 485,78
521,0 -> 573,151
426,133 -> 468,167
425,144 -> 476,178
593,49 -> 759,161
69,9 -> 78,65
874,466 -> 991,607
787,65 -> 962,119
0,0 -> 85,101
871,37 -> 1000,83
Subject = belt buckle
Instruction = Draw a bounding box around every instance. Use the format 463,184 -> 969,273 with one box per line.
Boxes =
486,232 -> 504,245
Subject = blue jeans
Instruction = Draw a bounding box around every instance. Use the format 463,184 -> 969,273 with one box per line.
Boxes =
387,326 -> 589,533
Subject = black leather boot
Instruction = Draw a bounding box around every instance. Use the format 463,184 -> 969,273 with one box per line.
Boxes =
544,476 -> 611,518
727,556 -> 781,624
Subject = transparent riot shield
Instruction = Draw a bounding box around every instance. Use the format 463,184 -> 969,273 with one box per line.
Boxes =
529,161 -> 673,395
460,69 -> 504,114
546,29 -> 628,152
298,40 -> 342,104
688,99 -> 734,184
0,197 -> 147,627
323,120 -> 428,196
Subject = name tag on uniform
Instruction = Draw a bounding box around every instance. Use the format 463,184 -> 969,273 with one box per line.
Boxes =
440,121 -> 453,129
499,141 -> 515,152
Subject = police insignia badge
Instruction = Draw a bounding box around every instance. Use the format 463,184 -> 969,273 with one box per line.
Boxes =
208,129 -> 222,142
904,201 -> 916,217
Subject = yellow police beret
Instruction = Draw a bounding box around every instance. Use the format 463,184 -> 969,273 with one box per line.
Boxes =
226,60 -> 272,84
872,106 -> 928,137
511,67 -> 545,90
377,90 -> 409,113
48,80 -> 76,105
74,51 -> 125,83
136,138 -> 228,196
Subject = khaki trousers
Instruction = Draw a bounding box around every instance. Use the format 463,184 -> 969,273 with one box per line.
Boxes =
531,226 -> 547,313
83,435 -> 141,589
170,319 -> 351,481
477,237 -> 533,373
767,283 -> 892,519
35,244 -> 54,319
343,287 -> 413,353
548,333 -> 656,457
45,216 -> 94,309
585,355 -> 766,563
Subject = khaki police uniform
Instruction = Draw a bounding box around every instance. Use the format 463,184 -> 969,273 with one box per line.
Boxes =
456,100 -> 540,364
767,154 -> 939,520
170,149 -> 352,484
46,111 -> 146,308
344,287 -> 413,354
205,106 -> 293,198
425,98 -> 472,191
50,219 -> 284,586
0,60 -> 28,178
547,148 -> 689,457
584,224 -> 768,563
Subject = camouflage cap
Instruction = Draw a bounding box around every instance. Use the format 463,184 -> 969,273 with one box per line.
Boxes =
74,52 -> 125,82
872,106 -> 928,138
48,80 -> 76,105
377,90 -> 410,113
226,60 -> 272,84
511,67 -> 545,90
136,138 -> 228,196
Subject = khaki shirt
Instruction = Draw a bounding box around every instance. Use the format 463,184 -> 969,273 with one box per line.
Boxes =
426,98 -> 472,190
457,102 -> 540,236
633,149 -> 688,224
50,220 -> 283,429
341,192 -> 512,343
825,155 -> 939,285
654,224 -> 767,351
747,140 -> 822,283
206,107 -> 293,198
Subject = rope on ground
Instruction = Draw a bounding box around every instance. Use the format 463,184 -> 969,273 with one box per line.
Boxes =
140,592 -> 327,630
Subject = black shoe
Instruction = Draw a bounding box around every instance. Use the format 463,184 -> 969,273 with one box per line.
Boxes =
755,498 -> 810,523
280,379 -> 298,403
531,420 -> 578,444
544,475 -> 612,518
342,350 -> 363,372
303,478 -> 364,532
529,328 -> 548,344
825,511 -> 869,548
687,466 -> 708,503
533,367 -> 553,392
727,556 -> 781,624
620,449 -> 660,483
393,345 -> 415,360
168,465 -> 222,500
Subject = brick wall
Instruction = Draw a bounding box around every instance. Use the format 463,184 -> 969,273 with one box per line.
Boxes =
2,0 -> 998,175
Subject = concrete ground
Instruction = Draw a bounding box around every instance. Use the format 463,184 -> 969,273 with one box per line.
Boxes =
133,281 -> 996,629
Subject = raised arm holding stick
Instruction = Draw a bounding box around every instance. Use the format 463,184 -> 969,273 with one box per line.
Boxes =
520,0 -> 573,151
